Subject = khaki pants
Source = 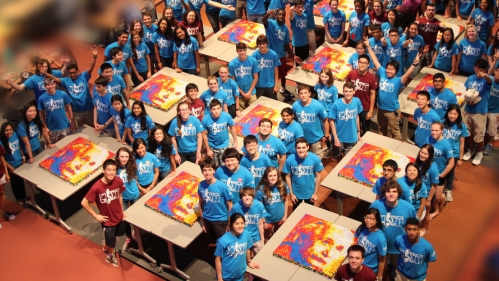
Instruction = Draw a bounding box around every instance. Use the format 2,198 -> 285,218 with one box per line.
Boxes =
239,94 -> 257,110
464,112 -> 486,143
395,269 -> 426,281
377,107 -> 401,140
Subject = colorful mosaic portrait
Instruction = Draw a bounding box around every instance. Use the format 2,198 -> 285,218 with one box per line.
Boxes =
407,74 -> 465,105
130,74 -> 187,112
234,104 -> 282,138
218,20 -> 265,49
301,47 -> 352,81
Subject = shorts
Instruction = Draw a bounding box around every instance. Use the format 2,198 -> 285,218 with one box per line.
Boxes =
487,113 -> 499,136
239,94 -> 257,110
49,128 -> 71,144
251,240 -> 263,254
204,219 -> 228,240
464,112 -> 486,143
333,142 -> 355,159
395,269 -> 425,281
0,174 -> 5,185
101,221 -> 125,248
309,140 -> 327,160
438,175 -> 447,186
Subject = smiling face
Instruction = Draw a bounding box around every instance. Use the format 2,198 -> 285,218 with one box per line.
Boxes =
296,141 -> 309,158
159,19 -> 167,31
358,57 -> 369,72
4,124 -> 13,138
132,104 -> 142,116
113,51 -> 124,63
178,103 -> 190,120
259,121 -> 272,137
118,150 -> 129,166
231,217 -> 245,235
347,250 -> 364,271
257,42 -> 268,53
245,141 -> 258,155
281,111 -> 293,124
480,0 -> 488,10
320,73 -> 330,84
419,147 -> 429,161
241,192 -> 254,207
447,109 -> 458,123
343,87 -> 354,100
354,2 -> 362,13
67,67 -> 78,80
466,27 -> 477,40
132,34 -> 141,45
102,68 -> 113,80
224,157 -> 239,172
103,163 -> 117,182
267,169 -> 278,186
276,10 -> 286,24
385,187 -> 399,203
118,33 -> 128,45
416,94 -> 429,109
387,11 -> 396,23
372,28 -> 382,40
135,143 -> 146,157
236,48 -> 247,59
373,1 -> 381,13
202,166 -> 215,181
385,65 -> 396,78
355,44 -> 366,55
154,129 -> 164,143
143,15 -> 152,27
330,0 -> 338,11
133,22 -> 142,32
187,11 -> 196,24
164,8 -> 173,20
431,123 -> 442,139
408,24 -> 418,37
208,78 -> 218,92
176,28 -> 186,40
26,106 -> 37,121
187,88 -> 198,100
44,80 -> 56,94
406,165 -> 419,181
299,88 -> 311,103
219,67 -> 229,80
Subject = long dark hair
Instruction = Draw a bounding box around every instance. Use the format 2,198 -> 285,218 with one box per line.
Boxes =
0,122 -> 15,155
34,58 -> 53,75
156,17 -> 173,40
131,101 -> 148,131
111,95 -> 126,124
175,101 -> 189,137
173,25 -> 191,47
493,29 -> 499,50
258,166 -> 287,201
356,208 -> 383,235
147,126 -> 173,158
182,10 -> 200,28
132,138 -> 148,154
163,6 -> 179,27
129,19 -> 144,38
130,30 -> 142,61
387,9 -> 400,29
116,147 -> 137,181
405,162 -> 423,194
19,101 -> 45,136
444,104 -> 463,130
415,144 -> 435,178
437,28 -> 455,51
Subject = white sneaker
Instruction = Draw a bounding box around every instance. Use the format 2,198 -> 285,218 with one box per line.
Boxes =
463,149 -> 474,161
472,152 -> 483,166
444,189 -> 453,202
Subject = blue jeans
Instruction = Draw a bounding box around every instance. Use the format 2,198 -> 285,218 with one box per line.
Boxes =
158,169 -> 171,182
206,11 -> 221,33
181,68 -> 197,75
247,14 -> 264,23
123,198 -> 139,211
32,146 -> 44,157
445,157 -> 459,190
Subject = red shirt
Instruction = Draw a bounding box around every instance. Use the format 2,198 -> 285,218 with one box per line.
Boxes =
85,177 -> 126,226
345,69 -> 378,112
0,145 -> 5,178
179,21 -> 201,37
334,264 -> 377,281
400,0 -> 423,15
187,98 -> 205,121
418,17 -> 442,51
368,11 -> 388,26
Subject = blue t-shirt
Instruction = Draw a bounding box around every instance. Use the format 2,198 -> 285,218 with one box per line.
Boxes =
292,99 -> 328,143
251,49 -> 281,88
220,0 -> 236,19
131,43 -> 151,73
265,19 -> 291,59
303,0 -> 315,29
200,89 -> 230,115
283,152 -> 324,199
104,75 -> 127,98
16,120 -> 41,153
443,122 -> 470,158
242,135 -> 286,168
381,22 -> 403,39
60,71 -> 93,112
38,90 -> 71,131
117,166 -> 140,201
168,116 -> 204,153
278,121 -> 304,155
110,107 -> 132,138
202,112 -> 234,149
420,162 -> 440,193
425,136 -> 453,173
329,97 -> 363,143
471,9 -> 494,41
256,184 -> 289,223
401,34 -> 425,68
355,227 -> 387,273
143,24 -> 158,53
153,32 -> 174,58
165,0 -> 186,21
290,13 -> 308,47
229,56 -> 261,95
153,143 -> 176,172
348,52 -> 374,70
268,0 -> 288,10
348,11 -> 370,42
368,37 -> 385,66
240,153 -> 273,186
188,0 -> 204,14
125,114 -> 155,141
218,77 -> 240,106
428,87 -> 459,119
173,36 -> 199,70
413,108 -> 440,147
464,75 -> 491,114
323,10 -> 346,38
384,40 -> 404,77
372,177 -> 411,202
214,230 -> 253,280
458,38 -> 487,73
229,200 -> 266,242
434,41 -> 459,72
314,84 -> 338,113
198,179 -> 234,221
386,0 -> 402,9
100,60 -> 129,77
135,151 -> 160,185
24,74 -> 47,102
246,0 -> 265,14
104,42 -> 132,60
401,176 -> 428,213
377,66 -> 403,111
93,92 -> 113,128
395,235 -> 437,280
489,78 -> 499,113
1,133 -> 23,168
369,198 -> 417,254
215,165 -> 255,203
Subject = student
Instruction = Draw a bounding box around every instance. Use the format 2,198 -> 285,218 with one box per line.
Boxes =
442,105 -> 469,202
198,159 -> 234,241
38,78 -> 74,144
381,9 -> 403,39
215,148 -> 255,202
292,85 -> 330,159
104,47 -> 131,90
173,25 -> 201,75
417,4 -> 443,67
383,28 -> 406,77
200,76 -> 230,115
161,0 -> 188,22
455,0 -> 475,20
184,83 -> 204,121
371,159 -> 411,201
229,43 -> 261,110
425,122 -> 454,219
278,108 -> 305,156
462,59 -> 492,165
169,101 -> 204,164
129,31 -> 151,86
345,54 -> 378,136
394,218 -> 437,281
343,0 -> 370,48
218,65 -> 240,118
245,0 -> 266,23
429,28 -> 459,76
142,12 -> 158,71
354,208 -> 387,280
401,22 -> 427,78
202,99 -> 238,167
214,213 -> 260,281
110,95 -> 132,144
413,90 -> 441,147
125,101 -> 155,143
104,31 -> 132,61
128,19 -> 144,45
219,0 -> 237,27
426,73 -> 458,119
303,0 -> 316,56
485,55 -> 499,156
81,159 -> 125,268
468,0 -> 494,42
365,37 -> 421,140
324,0 -> 346,44
179,11 -> 203,47
7,59 -> 51,104
115,147 -> 140,251
154,17 -> 175,69
251,35 -> 281,100
329,82 -> 363,159
148,126 -> 177,182
415,144 -> 439,235
289,1 -> 309,63
0,122 -> 26,209
93,76 -> 115,137
457,25 -> 487,76
401,163 -> 428,221
0,144 -> 12,226
367,25 -> 385,72
133,138 -> 160,191
240,135 -> 273,185
369,0 -> 388,26
255,166 -> 288,242
334,245 -> 377,281
369,181 -> 417,278
245,118 -> 287,171
348,41 -> 373,70
283,137 -> 324,210
229,187 -> 266,254
99,63 -> 130,107
487,29 -> 499,67
16,102 -> 52,162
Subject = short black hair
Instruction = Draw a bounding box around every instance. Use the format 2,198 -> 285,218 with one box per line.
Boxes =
100,62 -> 113,72
95,75 -> 109,86
67,64 -> 78,72
110,47 -> 123,58
386,60 -> 400,73
383,159 -> 398,171
222,148 -> 240,161
433,73 -> 445,82
406,217 -> 420,228
243,134 -> 258,146
200,158 -> 216,170
475,58 -> 488,70
209,99 -> 222,109
417,90 -> 430,101
347,245 -> 366,258
358,54 -> 370,64
103,159 -> 117,170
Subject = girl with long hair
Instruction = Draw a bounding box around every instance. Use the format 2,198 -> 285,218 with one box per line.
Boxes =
154,17 -> 175,69
16,102 -> 52,162
168,101 -> 204,164
128,19 -> 144,42
468,0 -> 494,43
133,138 -> 160,192
278,108 -> 304,155
163,2 -> 185,23
200,76 -> 229,115
429,27 -> 458,75
179,10 -> 203,47
457,25 -> 487,76
147,126 -> 177,181
172,25 -> 201,75
129,31 -> 151,86
401,163 -> 428,221
0,122 -> 26,209
415,144 -> 439,235
314,67 -> 338,113
125,101 -> 155,144
110,95 -> 131,144
324,0 -> 347,44
381,9 -> 402,39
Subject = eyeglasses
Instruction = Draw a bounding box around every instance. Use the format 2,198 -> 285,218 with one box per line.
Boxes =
364,216 -> 376,221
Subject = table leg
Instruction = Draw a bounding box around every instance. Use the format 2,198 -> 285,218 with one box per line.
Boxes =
25,182 -> 47,218
128,225 -> 157,267
159,241 -> 190,280
402,116 -> 415,145
203,56 -> 211,77
47,195 -> 72,234
336,191 -> 343,216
